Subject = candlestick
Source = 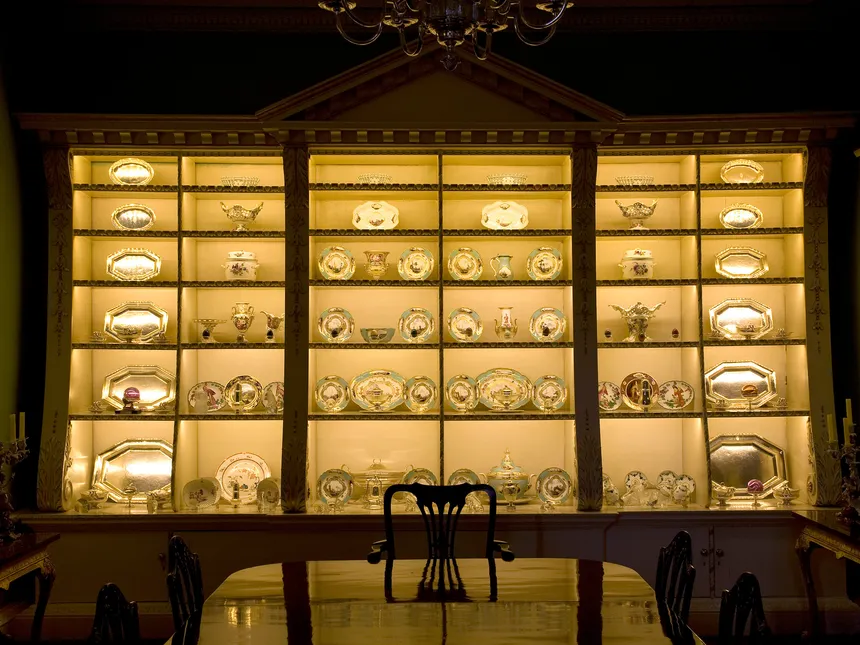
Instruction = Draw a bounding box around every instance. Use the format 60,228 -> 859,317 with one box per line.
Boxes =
848,399 -> 854,426
828,414 -> 838,443
18,412 -> 24,442
8,414 -> 14,444
844,417 -> 852,447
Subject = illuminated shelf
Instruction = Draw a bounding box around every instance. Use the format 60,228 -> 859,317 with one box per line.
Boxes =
309,280 -> 440,287
310,183 -> 438,191
309,229 -> 437,237
179,413 -> 284,420
596,279 -> 698,287
600,410 -> 702,419
700,278 -> 804,285
706,409 -> 810,418
596,184 -> 696,193
444,411 -> 575,420
180,343 -> 285,349
308,413 -> 441,421
73,280 -> 178,288
442,184 -> 571,192
596,229 -> 697,237
599,341 -> 698,349
442,229 -> 571,237
443,341 -> 574,349
73,184 -> 178,193
700,228 -> 804,236
69,413 -> 175,421
74,229 -> 178,238
73,343 -> 178,350
442,280 -> 573,287
310,343 -> 440,350
702,338 -> 806,347
181,281 -> 286,288
181,231 -> 286,238
700,182 -> 803,193
182,185 -> 284,193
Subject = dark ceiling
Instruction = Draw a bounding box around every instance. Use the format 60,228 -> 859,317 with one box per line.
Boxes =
1,0 -> 855,117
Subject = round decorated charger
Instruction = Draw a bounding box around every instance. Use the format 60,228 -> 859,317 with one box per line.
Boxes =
181,477 -> 220,510
216,452 -> 271,505
317,468 -> 354,505
597,381 -> 623,411
187,381 -> 226,413
657,380 -> 695,410
537,467 -> 573,504
318,246 -> 355,280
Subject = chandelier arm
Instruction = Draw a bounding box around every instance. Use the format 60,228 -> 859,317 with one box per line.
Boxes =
472,30 -> 493,61
398,25 -> 426,56
401,0 -> 421,14
336,11 -> 385,44
340,0 -> 387,29
488,0 -> 511,13
515,0 -> 569,31
513,19 -> 557,46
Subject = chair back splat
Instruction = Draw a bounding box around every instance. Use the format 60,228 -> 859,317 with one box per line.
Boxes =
166,535 -> 205,633
367,483 -> 515,565
655,530 -> 696,621
719,572 -> 770,643
88,583 -> 140,645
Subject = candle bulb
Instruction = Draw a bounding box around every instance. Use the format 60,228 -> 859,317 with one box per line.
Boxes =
847,399 -> 854,426
8,414 -> 15,444
844,417 -> 851,447
827,414 -> 837,443
18,411 -> 24,442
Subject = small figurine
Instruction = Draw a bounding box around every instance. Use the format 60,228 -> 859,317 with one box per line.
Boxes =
671,328 -> 680,340
118,387 -> 142,415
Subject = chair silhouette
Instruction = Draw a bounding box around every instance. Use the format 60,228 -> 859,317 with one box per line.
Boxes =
87,583 -> 140,644
719,572 -> 770,643
655,530 -> 696,622
166,536 -> 204,633
367,483 -> 515,565
658,602 -> 698,645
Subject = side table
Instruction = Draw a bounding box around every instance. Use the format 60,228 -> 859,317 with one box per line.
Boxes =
0,533 -> 59,642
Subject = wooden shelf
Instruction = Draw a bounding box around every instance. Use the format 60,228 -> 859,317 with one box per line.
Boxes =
310,279 -> 440,287
443,184 -> 570,192
309,183 -> 438,191
706,409 -> 810,418
600,410 -> 702,419
181,281 -> 286,288
181,231 -> 286,238
181,343 -> 285,349
700,182 -> 803,192
74,229 -> 178,238
596,279 -> 698,287
596,229 -> 697,237
442,229 -> 571,237
443,280 -> 572,287
73,280 -> 178,288
444,412 -> 575,420
73,343 -> 177,350
700,228 -> 803,236
596,184 -> 696,193
443,341 -> 574,349
309,229 -> 437,237
73,184 -> 178,193
310,343 -> 439,350
599,341 -> 699,349
69,413 -> 175,421
179,413 -> 284,420
702,338 -> 805,346
308,413 -> 441,421
182,185 -> 284,193
701,278 -> 804,285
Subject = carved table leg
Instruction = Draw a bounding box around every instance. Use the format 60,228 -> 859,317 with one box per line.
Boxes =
796,533 -> 821,637
31,559 -> 56,643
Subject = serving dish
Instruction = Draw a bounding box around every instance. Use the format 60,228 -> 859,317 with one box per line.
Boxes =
481,200 -> 529,230
529,307 -> 566,342
224,375 -> 263,412
352,201 -> 399,230
620,372 -> 659,411
704,360 -> 777,409
714,246 -> 769,279
350,369 -> 407,412
104,301 -> 168,343
318,246 -> 356,281
314,375 -> 350,412
102,365 -> 176,410
111,204 -> 156,231
357,173 -> 392,184
182,477 -> 221,510
448,247 -> 483,281
720,159 -> 765,184
216,452 -> 271,505
109,158 -> 154,185
446,375 -> 478,411
476,368 -> 532,411
106,248 -> 162,282
399,307 -> 435,343
480,450 -> 534,502
615,199 -> 657,230
448,308 -> 483,342
487,173 -> 527,186
709,434 -> 786,498
619,248 -> 655,279
318,307 -> 355,343
187,381 -> 227,413
360,328 -> 395,344
719,203 -> 763,229
92,439 -> 173,503
405,376 -> 437,412
220,176 -> 260,187
221,202 -> 264,232
615,175 -> 654,186
532,375 -> 567,411
222,250 -> 259,281
709,298 -> 774,340
526,247 -> 563,281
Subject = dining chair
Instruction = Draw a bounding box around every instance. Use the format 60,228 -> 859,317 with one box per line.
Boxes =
171,609 -> 202,645
87,583 -> 140,644
367,483 -> 515,565
166,535 -> 205,633
719,572 -> 771,643
658,602 -> 697,645
655,530 -> 696,622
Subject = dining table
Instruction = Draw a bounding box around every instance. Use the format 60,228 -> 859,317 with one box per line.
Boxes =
172,557 -> 705,645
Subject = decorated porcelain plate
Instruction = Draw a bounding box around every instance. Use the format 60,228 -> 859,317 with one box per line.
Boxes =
262,381 -> 285,414
620,371 -> 659,411
448,308 -> 483,343
318,246 -> 356,280
597,381 -> 623,411
399,307 -> 435,343
398,247 -> 434,281
256,477 -> 281,506
216,452 -> 271,504
182,477 -> 221,510
402,467 -> 438,486
529,307 -> 566,342
476,368 -> 532,411
446,375 -> 478,411
224,375 -> 263,412
447,468 -> 480,486
718,203 -> 763,229
111,204 -> 156,231
350,370 -> 407,412
657,380 -> 695,410
317,468 -> 354,505
109,158 -> 155,185
318,307 -> 355,343
536,467 -> 573,504
532,375 -> 567,412
448,247 -> 483,281
657,470 -> 677,488
624,470 -> 649,492
352,200 -> 399,230
676,474 -> 696,493
187,381 -> 227,413
527,247 -> 563,281
481,200 -> 529,230
314,375 -> 350,412
405,376 -> 437,412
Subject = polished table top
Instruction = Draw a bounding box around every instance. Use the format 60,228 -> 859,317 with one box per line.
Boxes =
183,558 -> 704,645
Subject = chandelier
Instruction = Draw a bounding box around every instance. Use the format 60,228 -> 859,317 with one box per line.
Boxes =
319,0 -> 574,70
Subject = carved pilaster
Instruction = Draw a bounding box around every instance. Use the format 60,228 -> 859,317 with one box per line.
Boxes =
803,145 -> 840,505
282,145 -> 310,512
37,147 -> 73,511
571,144 -> 602,511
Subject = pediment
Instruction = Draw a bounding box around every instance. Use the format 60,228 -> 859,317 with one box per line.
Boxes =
257,42 -> 624,125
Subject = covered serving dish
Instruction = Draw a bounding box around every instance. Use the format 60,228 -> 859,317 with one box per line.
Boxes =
347,459 -> 406,504
480,449 -> 535,502
618,248 -> 655,280
222,250 -> 259,281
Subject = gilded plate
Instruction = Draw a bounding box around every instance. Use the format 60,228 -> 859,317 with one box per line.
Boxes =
719,203 -> 763,229
187,381 -> 227,413
447,247 -> 483,281
447,468 -> 480,486
625,470 -> 650,491
476,368 -> 533,411
318,307 -> 355,343
402,467 -> 438,486
111,203 -> 156,231
719,159 -> 765,184
262,381 -> 285,414
104,301 -> 168,343
106,248 -> 162,281
216,452 -> 271,505
532,375 -> 568,411
182,477 -> 220,510
536,467 -> 573,504
481,200 -> 529,230
529,307 -> 566,342
448,307 -> 483,342
704,360 -> 777,410
109,158 -> 155,186
318,246 -> 356,280
446,375 -> 478,412
405,376 -> 438,412
315,375 -> 350,412
92,439 -> 172,503
224,375 -> 263,412
620,371 -> 659,411
656,380 -> 695,410
597,381 -> 623,411
709,434 -> 786,497
350,369 -> 407,412
399,307 -> 435,343
256,477 -> 281,506
397,247 -> 434,281
527,247 -> 563,281
352,201 -> 399,230
102,365 -> 176,410
709,298 -> 773,340
317,468 -> 354,505
714,246 -> 769,279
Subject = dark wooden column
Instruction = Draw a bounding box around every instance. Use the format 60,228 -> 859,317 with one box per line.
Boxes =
281,144 -> 310,512
571,143 -> 602,511
37,146 -> 74,511
804,145 -> 841,506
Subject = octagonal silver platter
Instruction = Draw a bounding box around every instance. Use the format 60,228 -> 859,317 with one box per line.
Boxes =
104,301 -> 169,343
106,248 -> 162,282
92,439 -> 173,503
101,365 -> 176,410
709,434 -> 787,498
704,360 -> 777,409
714,246 -> 769,279
709,298 -> 773,340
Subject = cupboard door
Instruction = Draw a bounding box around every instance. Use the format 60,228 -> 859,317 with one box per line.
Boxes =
713,525 -> 804,597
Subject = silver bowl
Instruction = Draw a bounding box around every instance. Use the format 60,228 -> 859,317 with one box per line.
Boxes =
360,328 -> 395,344
220,176 -> 261,187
